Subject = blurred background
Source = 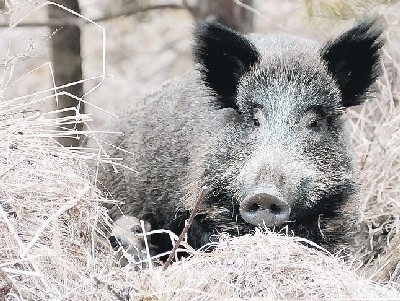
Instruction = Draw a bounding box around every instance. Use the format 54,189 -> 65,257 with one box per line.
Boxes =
0,0 -> 398,146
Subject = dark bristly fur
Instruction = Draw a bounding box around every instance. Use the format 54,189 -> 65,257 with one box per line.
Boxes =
100,20 -> 384,259
321,19 -> 384,107
193,21 -> 260,110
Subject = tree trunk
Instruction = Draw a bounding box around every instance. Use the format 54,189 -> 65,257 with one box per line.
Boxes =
48,0 -> 83,147
194,0 -> 254,33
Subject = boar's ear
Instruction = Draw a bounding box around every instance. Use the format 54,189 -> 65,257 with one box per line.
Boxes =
193,21 -> 260,110
321,19 -> 384,108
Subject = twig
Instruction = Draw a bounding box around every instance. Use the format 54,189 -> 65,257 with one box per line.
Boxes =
21,197 -> 79,258
94,4 -> 187,23
92,277 -> 125,301
233,0 -> 268,21
162,186 -> 209,271
182,0 -> 198,18
140,219 -> 153,271
0,4 -> 188,28
0,269 -> 13,296
0,269 -> 13,286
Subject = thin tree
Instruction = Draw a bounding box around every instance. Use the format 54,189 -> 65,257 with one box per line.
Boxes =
48,0 -> 83,147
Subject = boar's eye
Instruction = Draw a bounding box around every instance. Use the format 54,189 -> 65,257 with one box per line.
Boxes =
303,106 -> 329,132
309,119 -> 319,129
253,117 -> 260,127
306,117 -> 326,132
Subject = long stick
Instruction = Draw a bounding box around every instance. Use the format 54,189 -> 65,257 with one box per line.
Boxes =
163,186 -> 209,271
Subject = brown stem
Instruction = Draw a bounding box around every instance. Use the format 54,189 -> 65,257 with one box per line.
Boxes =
162,186 -> 209,271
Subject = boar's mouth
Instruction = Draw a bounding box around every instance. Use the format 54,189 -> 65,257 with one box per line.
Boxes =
164,182 -> 353,251
290,177 -> 356,222
204,187 -> 293,230
175,181 -> 354,250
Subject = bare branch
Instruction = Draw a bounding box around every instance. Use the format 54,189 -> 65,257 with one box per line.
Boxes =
162,186 -> 209,271
233,0 -> 268,21
94,3 -> 187,23
0,3 -> 189,28
182,0 -> 198,18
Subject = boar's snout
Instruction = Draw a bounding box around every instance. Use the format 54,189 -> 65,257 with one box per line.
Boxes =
239,190 -> 291,227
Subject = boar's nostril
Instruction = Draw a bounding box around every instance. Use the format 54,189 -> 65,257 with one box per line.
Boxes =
269,203 -> 281,215
239,192 -> 290,227
248,203 -> 260,213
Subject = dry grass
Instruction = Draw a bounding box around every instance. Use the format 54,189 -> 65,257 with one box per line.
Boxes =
0,87 -> 118,299
345,4 -> 400,283
1,1 -> 400,300
304,0 -> 400,19
103,231 -> 400,300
